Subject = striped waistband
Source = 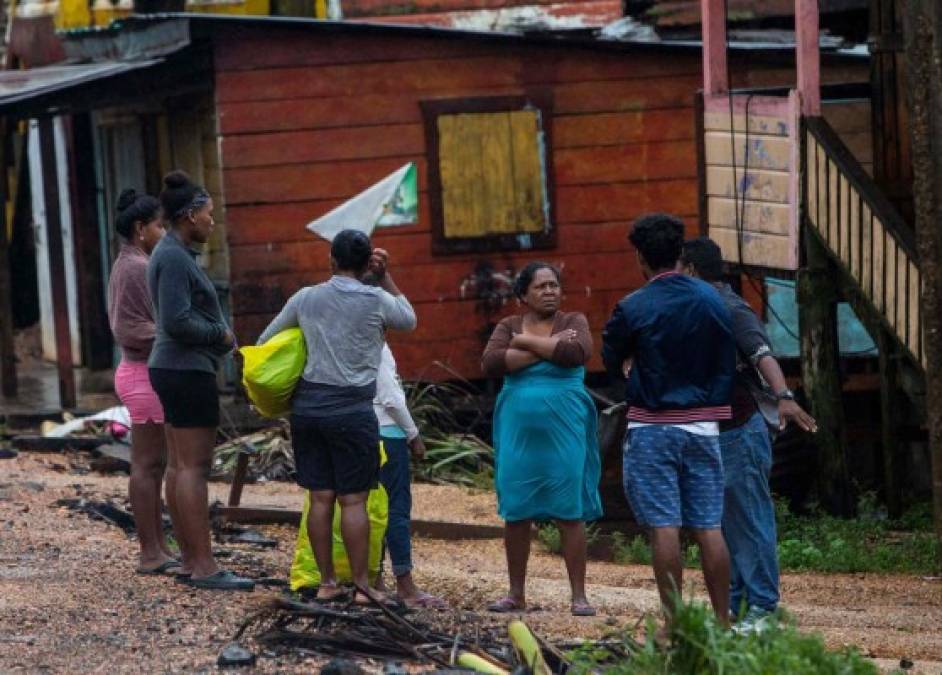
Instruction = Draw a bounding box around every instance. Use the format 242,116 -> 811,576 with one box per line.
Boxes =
627,405 -> 732,423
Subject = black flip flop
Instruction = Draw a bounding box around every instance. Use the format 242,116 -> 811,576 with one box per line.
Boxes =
187,570 -> 255,591
136,559 -> 182,576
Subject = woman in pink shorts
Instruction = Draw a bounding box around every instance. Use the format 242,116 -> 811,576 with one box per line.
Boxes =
107,189 -> 176,575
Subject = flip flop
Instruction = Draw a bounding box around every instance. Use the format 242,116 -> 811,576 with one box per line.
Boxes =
487,596 -> 526,613
402,592 -> 448,610
316,583 -> 349,602
354,591 -> 401,608
571,601 -> 597,617
136,559 -> 182,576
187,570 -> 255,591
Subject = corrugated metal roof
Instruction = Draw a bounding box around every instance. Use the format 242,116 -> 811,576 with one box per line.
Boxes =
624,0 -> 868,28
345,0 -> 623,32
0,60 -> 160,113
118,13 -> 869,60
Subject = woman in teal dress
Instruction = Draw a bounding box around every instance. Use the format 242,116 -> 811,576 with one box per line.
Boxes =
481,262 -> 602,616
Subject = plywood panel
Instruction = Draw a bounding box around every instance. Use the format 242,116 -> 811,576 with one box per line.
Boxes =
704,132 -> 792,171
706,166 -> 790,203
703,112 -> 790,136
708,197 -> 791,235
710,226 -> 794,269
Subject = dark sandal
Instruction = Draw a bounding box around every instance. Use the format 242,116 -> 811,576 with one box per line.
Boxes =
571,601 -> 597,617
136,559 -> 182,576
187,570 -> 255,591
316,583 -> 348,601
488,596 -> 526,613
403,592 -> 448,610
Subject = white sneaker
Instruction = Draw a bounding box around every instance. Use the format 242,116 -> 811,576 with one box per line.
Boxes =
731,606 -> 775,635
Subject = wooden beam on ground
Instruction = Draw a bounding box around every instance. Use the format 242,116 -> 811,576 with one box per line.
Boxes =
797,231 -> 854,515
37,117 -> 76,410
11,434 -> 110,452
215,506 -> 507,540
0,118 -> 15,398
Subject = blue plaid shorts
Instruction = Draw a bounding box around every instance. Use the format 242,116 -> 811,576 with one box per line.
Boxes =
622,425 -> 724,529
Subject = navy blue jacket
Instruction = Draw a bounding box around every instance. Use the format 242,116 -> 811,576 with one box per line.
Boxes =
601,272 -> 736,419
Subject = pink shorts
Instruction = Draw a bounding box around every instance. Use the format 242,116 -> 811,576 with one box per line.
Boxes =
114,360 -> 165,425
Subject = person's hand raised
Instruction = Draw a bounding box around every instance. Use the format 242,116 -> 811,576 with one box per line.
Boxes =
368,248 -> 389,279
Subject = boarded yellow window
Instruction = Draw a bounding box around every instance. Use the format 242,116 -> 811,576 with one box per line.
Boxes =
436,109 -> 548,239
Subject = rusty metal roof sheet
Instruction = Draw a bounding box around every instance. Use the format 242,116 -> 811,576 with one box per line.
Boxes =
345,0 -> 624,31
624,0 -> 869,28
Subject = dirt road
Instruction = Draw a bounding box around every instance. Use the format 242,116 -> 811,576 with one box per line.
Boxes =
1,452 -> 940,673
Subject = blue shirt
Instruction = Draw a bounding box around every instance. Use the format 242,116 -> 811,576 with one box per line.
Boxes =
602,272 -> 735,419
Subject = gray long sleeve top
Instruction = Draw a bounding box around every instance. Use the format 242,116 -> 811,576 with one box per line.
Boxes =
146,229 -> 231,374
257,275 -> 416,388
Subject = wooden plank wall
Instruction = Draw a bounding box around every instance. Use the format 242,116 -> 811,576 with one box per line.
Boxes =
212,28 -> 867,380
703,93 -> 799,270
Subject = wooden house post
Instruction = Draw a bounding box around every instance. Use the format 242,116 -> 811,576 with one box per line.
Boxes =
795,0 -> 821,115
701,0 -> 728,96
798,233 -> 854,515
37,116 -> 76,410
0,118 -> 15,398
903,0 -> 942,561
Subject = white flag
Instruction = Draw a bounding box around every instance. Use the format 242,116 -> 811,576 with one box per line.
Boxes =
306,163 -> 418,242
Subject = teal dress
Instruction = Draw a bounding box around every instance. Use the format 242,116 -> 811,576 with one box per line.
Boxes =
493,361 -> 603,523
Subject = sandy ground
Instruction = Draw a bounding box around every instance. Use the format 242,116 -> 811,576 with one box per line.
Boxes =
1,451 -> 941,673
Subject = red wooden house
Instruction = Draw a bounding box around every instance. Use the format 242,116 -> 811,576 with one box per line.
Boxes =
213,18 -> 871,380
0,15 -> 870,394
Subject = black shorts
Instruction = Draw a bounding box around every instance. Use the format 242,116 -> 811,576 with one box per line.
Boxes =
148,368 -> 220,428
290,411 -> 380,495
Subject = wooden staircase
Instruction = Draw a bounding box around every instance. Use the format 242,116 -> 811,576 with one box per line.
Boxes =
803,116 -> 924,370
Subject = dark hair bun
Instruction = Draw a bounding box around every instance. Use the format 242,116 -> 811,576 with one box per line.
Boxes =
116,188 -> 138,212
114,188 -> 161,239
330,229 -> 373,273
160,169 -> 205,222
163,170 -> 193,190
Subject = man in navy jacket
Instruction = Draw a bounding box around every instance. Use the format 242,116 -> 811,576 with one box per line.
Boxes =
681,237 -> 816,630
602,213 -> 736,625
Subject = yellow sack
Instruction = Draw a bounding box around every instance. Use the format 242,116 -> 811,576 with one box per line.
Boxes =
240,328 -> 306,418
290,445 -> 389,591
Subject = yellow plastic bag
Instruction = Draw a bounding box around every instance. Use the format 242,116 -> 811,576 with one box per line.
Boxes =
240,328 -> 306,418
290,445 -> 389,591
